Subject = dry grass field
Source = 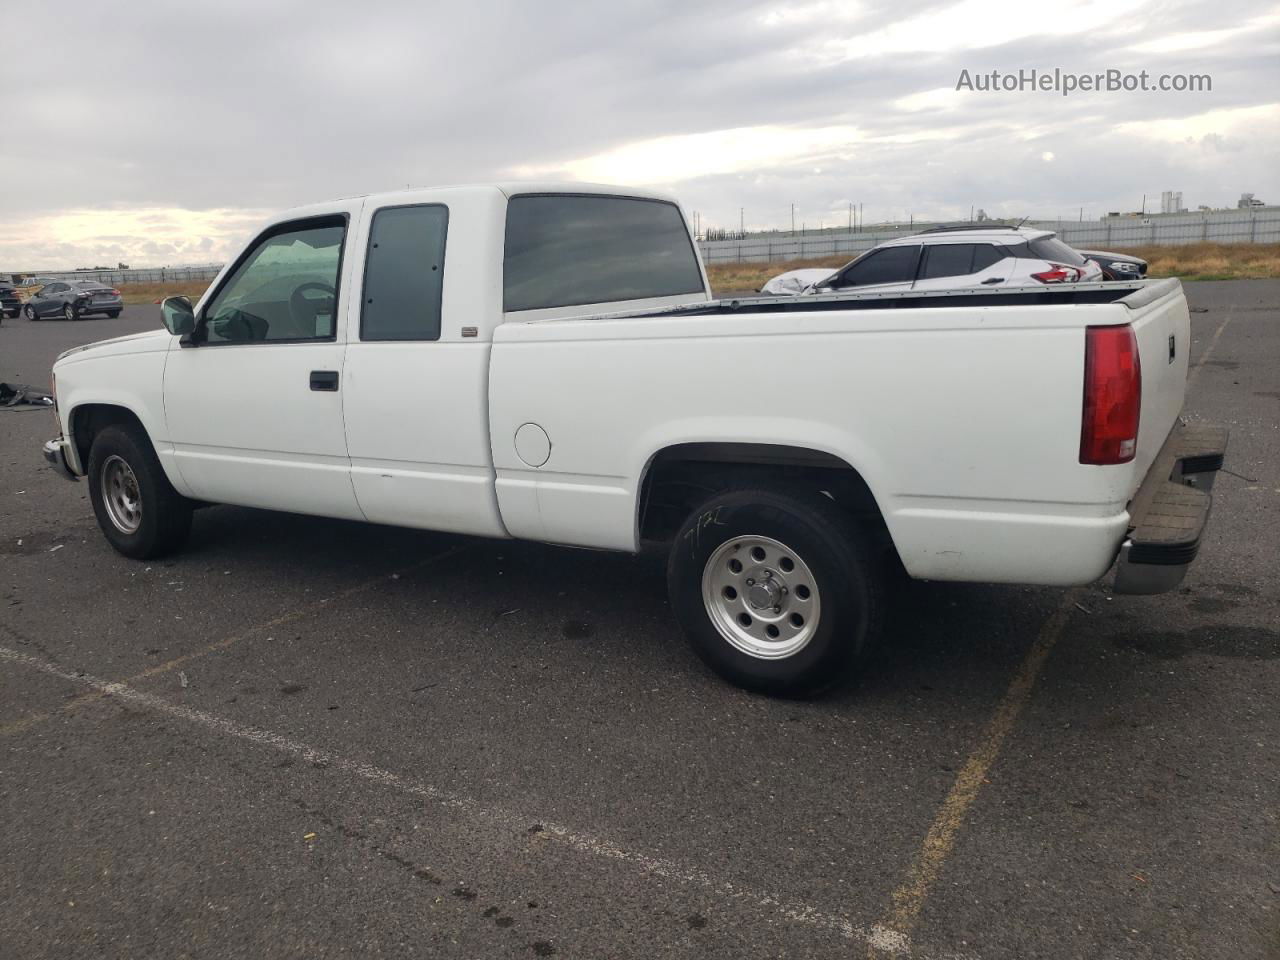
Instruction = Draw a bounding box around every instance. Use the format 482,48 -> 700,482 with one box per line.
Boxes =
112,281 -> 212,305
705,242 -> 1280,294
15,244 -> 1277,307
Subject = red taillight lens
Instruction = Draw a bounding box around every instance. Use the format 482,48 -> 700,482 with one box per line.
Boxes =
1080,324 -> 1141,464
111,288 -> 120,295
1032,264 -> 1080,283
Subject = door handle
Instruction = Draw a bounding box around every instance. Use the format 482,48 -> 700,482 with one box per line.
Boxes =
981,277 -> 1005,285
310,370 -> 339,391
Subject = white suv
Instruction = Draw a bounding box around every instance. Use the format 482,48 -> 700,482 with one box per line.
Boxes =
761,226 -> 1103,295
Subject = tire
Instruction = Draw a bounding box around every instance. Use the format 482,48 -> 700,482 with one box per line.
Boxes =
106,310 -> 121,319
667,487 -> 885,697
24,304 -> 38,321
87,424 -> 193,560
63,303 -> 78,321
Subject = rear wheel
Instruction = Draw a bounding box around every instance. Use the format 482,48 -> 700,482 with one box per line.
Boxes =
24,304 -> 38,321
667,487 -> 885,697
106,310 -> 121,318
87,424 -> 193,560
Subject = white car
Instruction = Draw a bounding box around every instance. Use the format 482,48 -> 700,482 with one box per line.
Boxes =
764,225 -> 1104,295
42,184 -> 1224,696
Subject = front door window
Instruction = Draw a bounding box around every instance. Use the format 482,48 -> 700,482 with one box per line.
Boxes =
202,218 -> 345,343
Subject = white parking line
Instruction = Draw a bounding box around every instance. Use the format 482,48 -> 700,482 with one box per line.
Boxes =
0,642 -> 979,958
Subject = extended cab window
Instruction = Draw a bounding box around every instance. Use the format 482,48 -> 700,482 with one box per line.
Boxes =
835,245 -> 920,287
503,195 -> 704,312
203,218 -> 345,343
361,204 -> 448,341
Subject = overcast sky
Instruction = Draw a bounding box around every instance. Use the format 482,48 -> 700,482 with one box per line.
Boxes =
2,0 -> 1277,268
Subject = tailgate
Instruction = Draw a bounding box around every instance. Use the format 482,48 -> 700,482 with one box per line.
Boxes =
1122,279 -> 1190,496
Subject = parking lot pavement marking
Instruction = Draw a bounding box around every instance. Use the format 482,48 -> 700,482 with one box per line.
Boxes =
0,641 -> 980,960
864,289 -> 1242,958
0,711 -> 51,739
866,590 -> 1081,957
0,544 -> 464,739
1187,306 -> 1236,392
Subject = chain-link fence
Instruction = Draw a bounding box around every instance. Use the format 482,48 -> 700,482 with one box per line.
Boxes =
698,208 -> 1280,264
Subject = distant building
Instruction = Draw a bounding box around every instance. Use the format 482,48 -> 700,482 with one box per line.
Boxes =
1238,192 -> 1266,208
1160,191 -> 1185,214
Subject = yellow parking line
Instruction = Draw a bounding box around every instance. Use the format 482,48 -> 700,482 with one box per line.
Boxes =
869,301 -> 1237,955
868,590 -> 1079,955
0,544 -> 463,738
1187,306 -> 1235,392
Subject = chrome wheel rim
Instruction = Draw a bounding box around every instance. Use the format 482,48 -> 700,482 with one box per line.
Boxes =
64,304 -> 74,320
701,534 -> 821,660
101,455 -> 142,534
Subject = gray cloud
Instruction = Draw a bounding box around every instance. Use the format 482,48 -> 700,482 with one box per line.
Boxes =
0,0 -> 1276,266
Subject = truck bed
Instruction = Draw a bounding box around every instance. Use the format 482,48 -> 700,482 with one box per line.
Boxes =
491,277 -> 1190,587
546,278 -> 1174,323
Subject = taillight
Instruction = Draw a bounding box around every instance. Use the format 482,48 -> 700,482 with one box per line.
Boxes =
111,288 -> 120,295
1080,324 -> 1141,464
1032,264 -> 1081,284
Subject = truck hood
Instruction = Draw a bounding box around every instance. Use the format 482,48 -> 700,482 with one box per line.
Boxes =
55,328 -> 172,364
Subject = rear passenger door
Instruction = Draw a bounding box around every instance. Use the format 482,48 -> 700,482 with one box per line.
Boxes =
911,243 -> 1009,291
340,200 -> 508,537
36,283 -> 66,316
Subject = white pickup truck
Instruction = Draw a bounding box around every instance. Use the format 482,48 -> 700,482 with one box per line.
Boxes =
43,183 -> 1226,695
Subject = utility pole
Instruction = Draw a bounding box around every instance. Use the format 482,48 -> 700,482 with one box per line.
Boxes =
1141,194 -> 1146,215
740,207 -> 744,238
848,203 -> 852,231
791,204 -> 796,237
859,202 -> 863,232
1079,207 -> 1083,222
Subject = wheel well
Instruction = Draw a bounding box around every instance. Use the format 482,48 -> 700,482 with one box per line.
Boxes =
70,404 -> 146,468
638,443 -> 886,544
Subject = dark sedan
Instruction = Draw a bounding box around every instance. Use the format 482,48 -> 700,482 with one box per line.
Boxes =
0,281 -> 21,320
23,280 -> 123,320
1076,249 -> 1149,280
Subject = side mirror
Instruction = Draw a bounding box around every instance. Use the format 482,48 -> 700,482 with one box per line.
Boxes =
160,296 -> 196,337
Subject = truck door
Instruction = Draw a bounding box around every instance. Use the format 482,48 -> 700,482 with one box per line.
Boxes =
162,210 -> 363,519
340,200 -> 508,537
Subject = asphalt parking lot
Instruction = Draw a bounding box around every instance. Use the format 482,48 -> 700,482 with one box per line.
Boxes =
1,281 -> 1277,960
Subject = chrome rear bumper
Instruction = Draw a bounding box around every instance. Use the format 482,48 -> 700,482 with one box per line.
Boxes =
1113,421 -> 1228,595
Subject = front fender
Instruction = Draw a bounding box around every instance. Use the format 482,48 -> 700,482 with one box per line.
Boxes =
56,348 -> 192,497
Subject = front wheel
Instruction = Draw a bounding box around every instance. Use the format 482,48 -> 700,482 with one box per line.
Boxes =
106,310 -> 121,318
63,303 -> 78,321
87,424 -> 193,560
667,488 -> 885,697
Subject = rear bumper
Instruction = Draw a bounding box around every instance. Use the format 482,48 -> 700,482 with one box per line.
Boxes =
1113,420 -> 1228,595
43,438 -> 80,482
